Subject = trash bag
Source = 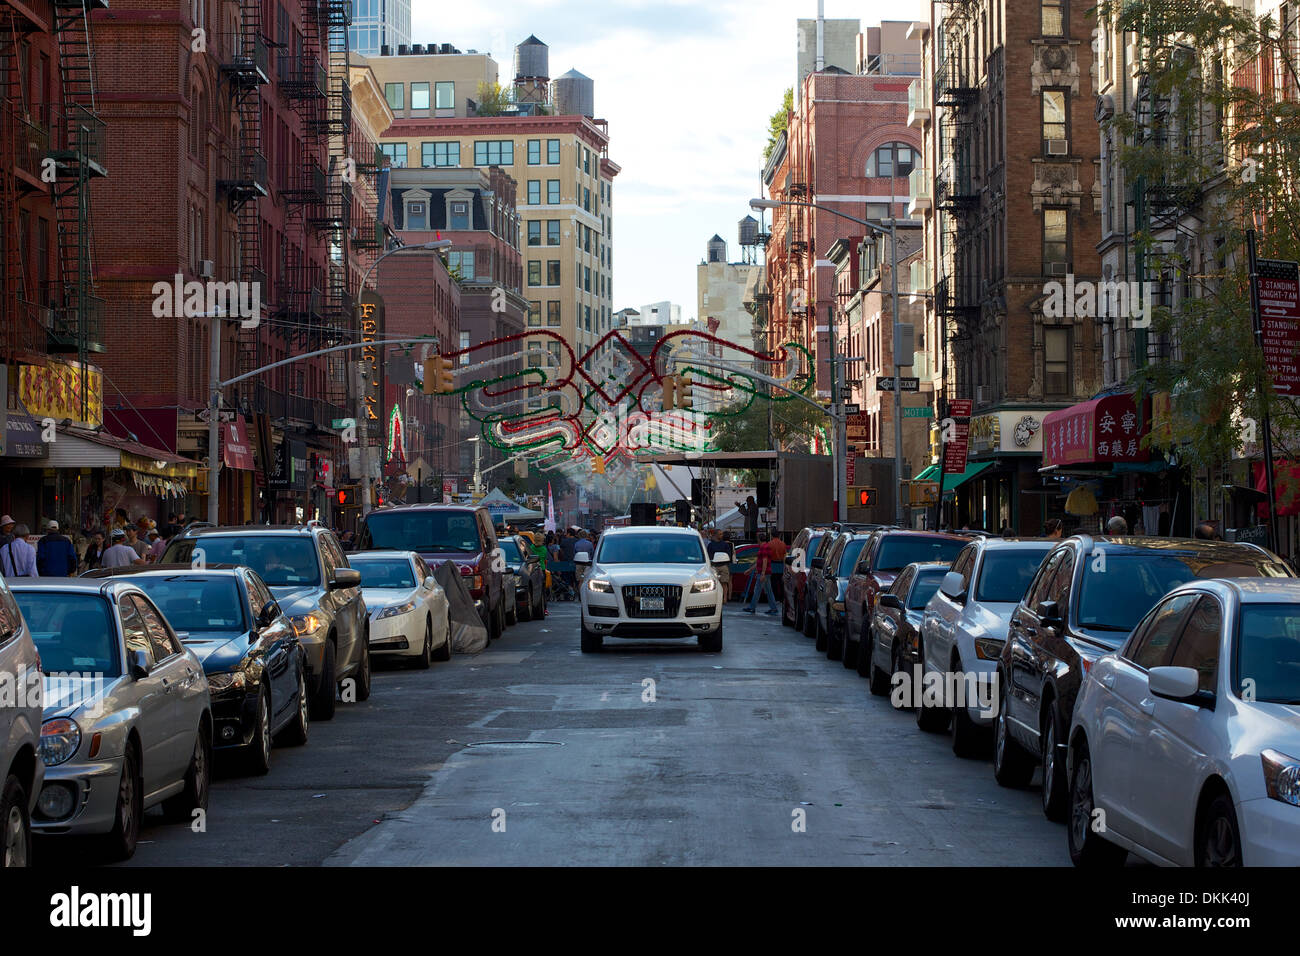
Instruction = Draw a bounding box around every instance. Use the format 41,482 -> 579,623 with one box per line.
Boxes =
434,559 -> 489,654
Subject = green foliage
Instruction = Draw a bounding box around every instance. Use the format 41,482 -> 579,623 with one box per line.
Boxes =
474,82 -> 511,116
709,393 -> 827,453
763,88 -> 793,163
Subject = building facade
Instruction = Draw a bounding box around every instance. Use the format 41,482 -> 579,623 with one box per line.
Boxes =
347,0 -> 410,58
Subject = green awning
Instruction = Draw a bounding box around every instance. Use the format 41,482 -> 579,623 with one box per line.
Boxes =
913,464 -> 939,482
937,460 -> 996,494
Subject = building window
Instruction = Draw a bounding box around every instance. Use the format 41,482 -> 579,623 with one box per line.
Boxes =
584,304 -> 591,330
459,331 -> 471,365
547,138 -> 560,164
527,180 -> 541,205
435,81 -> 454,109
422,141 -> 459,167
384,82 -> 404,110
1043,208 -> 1069,273
406,200 -> 427,229
583,186 -> 590,211
527,221 -> 541,245
546,220 -> 560,245
1042,89 -> 1068,145
528,301 -> 541,326
1041,0 -> 1065,36
448,251 -> 474,278
547,301 -> 561,326
546,179 -> 560,203
547,260 -> 560,285
528,261 -> 541,286
865,142 -> 915,178
411,82 -> 430,110
527,139 -> 541,164
1044,327 -> 1070,396
473,140 -> 514,166
583,148 -> 590,173
379,142 -> 407,168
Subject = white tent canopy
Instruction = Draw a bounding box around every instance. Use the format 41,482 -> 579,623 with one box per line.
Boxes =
477,486 -> 543,521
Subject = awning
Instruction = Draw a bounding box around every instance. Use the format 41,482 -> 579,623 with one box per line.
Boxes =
1,397 -> 47,459
1041,393 -> 1150,467
221,416 -> 255,471
939,460 -> 995,493
913,464 -> 939,482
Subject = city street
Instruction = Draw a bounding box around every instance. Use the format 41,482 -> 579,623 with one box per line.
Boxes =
54,601 -> 1067,868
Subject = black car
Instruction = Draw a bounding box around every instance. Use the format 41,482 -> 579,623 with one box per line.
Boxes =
81,564 -> 309,773
813,531 -> 873,663
498,535 -> 546,622
866,562 -> 950,700
995,534 -> 1294,822
162,524 -> 369,721
799,532 -> 841,638
783,526 -> 832,629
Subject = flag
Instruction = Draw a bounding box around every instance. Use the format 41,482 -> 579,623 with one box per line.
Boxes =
545,482 -> 557,532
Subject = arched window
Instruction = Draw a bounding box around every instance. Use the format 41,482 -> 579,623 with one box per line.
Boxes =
865,142 -> 916,179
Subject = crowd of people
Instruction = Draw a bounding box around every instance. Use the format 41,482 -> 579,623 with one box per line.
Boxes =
0,510 -> 198,578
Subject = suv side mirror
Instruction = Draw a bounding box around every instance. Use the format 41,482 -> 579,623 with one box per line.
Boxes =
940,571 -> 967,602
855,561 -> 869,575
810,557 -> 825,570
1035,599 -> 1063,625
878,593 -> 903,611
258,602 -> 280,628
128,649 -> 150,680
330,568 -> 361,590
424,575 -> 436,589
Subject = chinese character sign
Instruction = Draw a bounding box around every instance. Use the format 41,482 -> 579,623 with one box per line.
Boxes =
1042,394 -> 1149,467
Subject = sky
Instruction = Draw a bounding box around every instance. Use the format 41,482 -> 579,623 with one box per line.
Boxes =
408,0 -> 886,323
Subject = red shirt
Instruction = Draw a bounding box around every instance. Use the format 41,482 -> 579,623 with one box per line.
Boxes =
755,541 -> 774,576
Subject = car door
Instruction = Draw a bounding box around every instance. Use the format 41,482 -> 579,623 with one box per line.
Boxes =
1036,547 -> 1078,719
243,571 -> 290,721
1131,593 -> 1223,864
117,596 -> 173,795
1006,548 -> 1065,740
819,536 -> 847,627
928,545 -> 975,677
322,534 -> 362,669
874,566 -> 912,668
133,594 -> 202,784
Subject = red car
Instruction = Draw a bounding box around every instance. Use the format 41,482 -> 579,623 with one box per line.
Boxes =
726,544 -> 760,600
782,526 -> 834,628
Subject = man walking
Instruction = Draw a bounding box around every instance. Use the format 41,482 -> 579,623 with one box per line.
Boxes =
743,531 -> 779,615
0,515 -> 15,549
101,529 -> 145,568
0,525 -> 38,577
36,521 -> 78,577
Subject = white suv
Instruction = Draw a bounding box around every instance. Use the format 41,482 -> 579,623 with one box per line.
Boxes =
578,527 -> 728,653
0,576 -> 43,867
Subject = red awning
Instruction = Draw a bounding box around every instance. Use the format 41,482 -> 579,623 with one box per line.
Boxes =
222,416 -> 255,471
1042,394 -> 1150,467
1254,461 -> 1300,518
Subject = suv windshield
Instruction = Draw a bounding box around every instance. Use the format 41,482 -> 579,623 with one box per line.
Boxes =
598,534 -> 705,565
1237,604 -> 1300,704
909,571 -> 947,609
364,511 -> 481,553
350,558 -> 416,589
164,535 -> 320,588
13,592 -> 120,676
976,548 -> 1053,604
1078,550 -> 1291,633
876,536 -> 965,572
126,576 -> 244,631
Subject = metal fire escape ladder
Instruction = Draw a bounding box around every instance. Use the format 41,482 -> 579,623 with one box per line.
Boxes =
0,10 -> 32,358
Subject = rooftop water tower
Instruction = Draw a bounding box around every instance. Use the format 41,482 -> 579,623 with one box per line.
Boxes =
513,34 -> 549,105
551,68 -> 595,117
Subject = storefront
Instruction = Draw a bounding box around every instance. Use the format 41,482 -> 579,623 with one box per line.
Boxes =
0,381 -> 50,527
961,407 -> 1059,534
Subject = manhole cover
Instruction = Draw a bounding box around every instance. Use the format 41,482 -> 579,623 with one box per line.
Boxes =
464,740 -> 564,751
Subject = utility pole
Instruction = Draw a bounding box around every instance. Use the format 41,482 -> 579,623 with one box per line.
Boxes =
889,204 -> 904,527
356,360 -> 373,516
206,309 -> 223,525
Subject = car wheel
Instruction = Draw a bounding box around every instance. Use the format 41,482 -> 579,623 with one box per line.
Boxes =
1041,705 -> 1069,821
520,587 -> 533,622
412,618 -> 433,669
915,646 -> 950,732
867,628 -> 890,696
1068,739 -> 1126,866
580,621 -> 603,653
815,615 -> 830,654
506,592 -> 518,626
352,636 -> 372,702
433,608 -> 452,661
950,685 -> 987,759
699,622 -> 723,652
163,722 -> 210,822
310,640 -> 337,721
993,676 -> 1035,788
782,592 -> 794,627
841,626 -> 858,669
243,687 -> 272,775
101,741 -> 142,862
1196,794 -> 1243,867
1,775 -> 31,868
802,601 -> 816,638
277,665 -> 310,747
534,585 -> 546,619
889,640 -> 910,709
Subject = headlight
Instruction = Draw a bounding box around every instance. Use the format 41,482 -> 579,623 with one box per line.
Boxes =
207,671 -> 247,693
377,600 -> 418,619
973,637 -> 1004,660
40,718 -> 81,767
1262,750 -> 1300,806
587,578 -> 614,593
690,578 -> 716,593
289,613 -> 324,636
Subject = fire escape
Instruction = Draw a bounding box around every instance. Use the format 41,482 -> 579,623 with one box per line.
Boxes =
934,20 -> 979,362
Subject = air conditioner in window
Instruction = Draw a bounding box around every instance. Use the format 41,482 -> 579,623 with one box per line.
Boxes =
975,385 -> 990,405
1047,261 -> 1069,276
199,259 -> 215,279
1047,139 -> 1069,156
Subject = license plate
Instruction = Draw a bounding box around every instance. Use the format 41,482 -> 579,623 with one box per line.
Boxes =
640,597 -> 665,611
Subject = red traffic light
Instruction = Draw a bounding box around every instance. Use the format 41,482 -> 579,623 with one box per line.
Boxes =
337,490 -> 348,505
856,488 -> 874,507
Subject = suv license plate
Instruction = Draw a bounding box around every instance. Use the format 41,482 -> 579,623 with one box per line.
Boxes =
640,597 -> 665,611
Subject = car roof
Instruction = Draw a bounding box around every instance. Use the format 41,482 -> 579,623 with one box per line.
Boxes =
973,537 -> 1055,550
82,563 -> 244,578
1172,578 -> 1300,603
1064,534 -> 1287,561
347,549 -> 419,561
364,503 -> 485,514
601,525 -> 699,536
10,578 -> 136,597
182,525 -> 323,536
874,529 -> 970,541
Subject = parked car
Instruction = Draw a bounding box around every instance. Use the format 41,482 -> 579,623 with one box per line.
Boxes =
163,524 -> 369,721
799,532 -> 841,637
497,535 -> 546,622
1068,578 -> 1300,866
782,527 -> 832,628
347,550 -> 451,668
914,538 -> 1055,755
865,562 -> 950,704
994,535 -> 1293,822
82,565 -> 308,773
726,544 -> 760,601
356,504 -> 508,641
10,579 -> 212,861
844,531 -> 970,671
0,576 -> 43,867
814,532 -> 874,663
579,526 -> 728,653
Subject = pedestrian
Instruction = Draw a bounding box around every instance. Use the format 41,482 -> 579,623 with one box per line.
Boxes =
1194,521 -> 1222,541
101,529 -> 145,568
739,495 -> 759,542
766,532 -> 788,602
147,528 -> 168,562
0,525 -> 38,577
1043,518 -> 1064,539
706,529 -> 734,600
743,531 -> 780,615
83,531 -> 105,572
35,520 -> 78,577
0,515 -> 15,549
1000,523 -> 1015,538
1105,515 -> 1128,535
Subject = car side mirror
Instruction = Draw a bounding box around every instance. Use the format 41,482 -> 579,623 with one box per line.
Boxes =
878,593 -> 903,610
424,575 -> 436,589
258,602 -> 280,628
940,571 -> 967,602
810,557 -> 825,570
1148,665 -> 1214,708
128,649 -> 150,680
711,552 -> 730,564
1035,599 -> 1062,625
855,561 -> 869,575
330,567 -> 361,590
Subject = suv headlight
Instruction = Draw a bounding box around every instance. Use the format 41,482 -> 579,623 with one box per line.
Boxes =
691,578 -> 717,593
1262,750 -> 1300,806
289,613 -> 324,636
40,718 -> 81,767
973,637 -> 1004,660
587,578 -> 614,593
208,671 -> 247,694
377,600 -> 418,619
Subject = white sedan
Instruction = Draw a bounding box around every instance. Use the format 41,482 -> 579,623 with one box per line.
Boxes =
1068,577 -> 1300,867
578,526 -> 728,653
348,551 -> 451,668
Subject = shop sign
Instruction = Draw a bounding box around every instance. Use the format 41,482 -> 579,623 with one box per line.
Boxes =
18,360 -> 103,428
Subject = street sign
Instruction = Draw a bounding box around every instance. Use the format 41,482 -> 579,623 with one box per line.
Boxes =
1256,259 -> 1300,394
846,413 -> 870,441
876,377 -> 920,392
942,399 -> 973,476
903,406 -> 934,418
843,403 -> 861,416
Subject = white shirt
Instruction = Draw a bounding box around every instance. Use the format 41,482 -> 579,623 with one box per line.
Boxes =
101,543 -> 141,568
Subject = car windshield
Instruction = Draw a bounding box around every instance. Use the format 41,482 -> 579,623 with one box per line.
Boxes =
364,511 -> 480,553
1237,604 -> 1300,704
498,539 -> 522,562
351,559 -> 416,589
12,592 -> 120,676
909,571 -> 947,609
1078,551 -> 1292,633
876,536 -> 966,572
164,536 -> 320,588
125,576 -> 244,631
976,548 -> 1053,604
836,540 -> 867,576
598,534 -> 705,565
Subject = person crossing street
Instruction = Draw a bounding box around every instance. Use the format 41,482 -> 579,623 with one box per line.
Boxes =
742,531 -> 779,615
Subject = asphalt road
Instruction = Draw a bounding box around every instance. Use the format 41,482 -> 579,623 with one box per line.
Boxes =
47,598 -> 1068,866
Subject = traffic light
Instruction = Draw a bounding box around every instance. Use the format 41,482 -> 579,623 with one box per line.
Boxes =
337,489 -> 348,506
850,486 -> 877,508
423,355 -> 456,394
661,374 -> 679,410
677,374 -> 693,410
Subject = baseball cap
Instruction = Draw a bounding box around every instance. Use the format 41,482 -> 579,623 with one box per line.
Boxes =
0,515 -> 13,526
46,520 -> 58,531
110,529 -> 125,540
